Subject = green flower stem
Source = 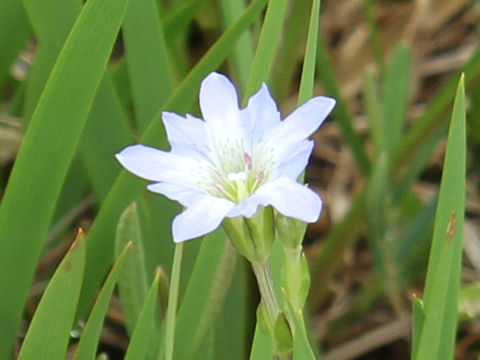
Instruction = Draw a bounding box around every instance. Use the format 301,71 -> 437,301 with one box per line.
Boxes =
165,242 -> 184,360
251,261 -> 279,320
251,261 -> 292,360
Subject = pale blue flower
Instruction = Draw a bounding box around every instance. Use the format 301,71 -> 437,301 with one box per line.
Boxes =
116,72 -> 335,242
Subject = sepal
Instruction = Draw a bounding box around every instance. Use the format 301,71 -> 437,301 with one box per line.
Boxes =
222,206 -> 274,263
275,213 -> 307,250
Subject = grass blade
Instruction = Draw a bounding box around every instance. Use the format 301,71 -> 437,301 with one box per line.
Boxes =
73,242 -> 132,360
271,0 -> 311,103
411,297 -> 425,359
18,231 -> 86,360
244,0 -> 288,101
363,68 -> 385,155
114,203 -> 149,336
297,0 -> 321,106
361,0 -> 384,70
0,0 -> 31,89
23,0 -> 133,202
415,75 -> 466,360
165,242 -> 184,360
218,0 -> 254,92
123,0 -> 173,132
21,0 -> 82,122
174,237 -> 238,359
124,268 -> 164,360
381,44 -> 410,151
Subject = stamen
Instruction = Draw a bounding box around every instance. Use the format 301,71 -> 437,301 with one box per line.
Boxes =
257,171 -> 265,183
249,170 -> 266,194
244,152 -> 253,170
214,183 -> 236,202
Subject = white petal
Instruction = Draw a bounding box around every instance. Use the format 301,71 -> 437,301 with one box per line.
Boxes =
227,196 -> 262,218
275,140 -> 314,179
172,195 -> 235,242
266,96 -> 335,160
252,178 -> 322,222
147,182 -> 205,207
115,144 -> 199,185
162,112 -> 209,159
245,83 -> 281,143
200,72 -> 241,132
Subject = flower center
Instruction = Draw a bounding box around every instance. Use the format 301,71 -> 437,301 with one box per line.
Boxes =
212,152 -> 266,203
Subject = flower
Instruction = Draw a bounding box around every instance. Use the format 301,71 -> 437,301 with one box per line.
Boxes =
116,72 -> 335,242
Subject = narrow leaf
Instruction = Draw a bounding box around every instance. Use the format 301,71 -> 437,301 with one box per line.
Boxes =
415,75 -> 466,360
18,231 -> 86,360
124,268 -> 163,360
244,0 -> 288,102
73,242 -> 132,360
381,43 -> 410,151
123,0 -> 173,131
0,0 -> 31,89
114,203 -> 149,336
298,0 -> 321,105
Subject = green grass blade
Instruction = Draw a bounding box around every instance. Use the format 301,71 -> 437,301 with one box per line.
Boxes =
271,0 -> 311,103
214,260 -> 249,360
174,238 -> 238,359
124,269 -> 163,360
363,68 -> 385,155
415,75 -> 466,360
0,0 -> 130,356
21,0 -> 82,122
397,197 -> 437,281
218,0 -> 254,92
22,0 -> 133,202
365,154 -> 389,269
393,124 -> 446,203
79,0 -> 268,316
411,297 -> 425,359
165,242 -> 184,360
0,0 -> 31,89
73,243 -> 132,360
18,231 -> 86,360
361,0 -> 384,70
79,74 -> 133,202
163,0 -> 208,44
123,0 -> 173,132
114,203 -> 149,336
381,43 -> 410,151
297,0 -> 321,106
244,0 -> 288,102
